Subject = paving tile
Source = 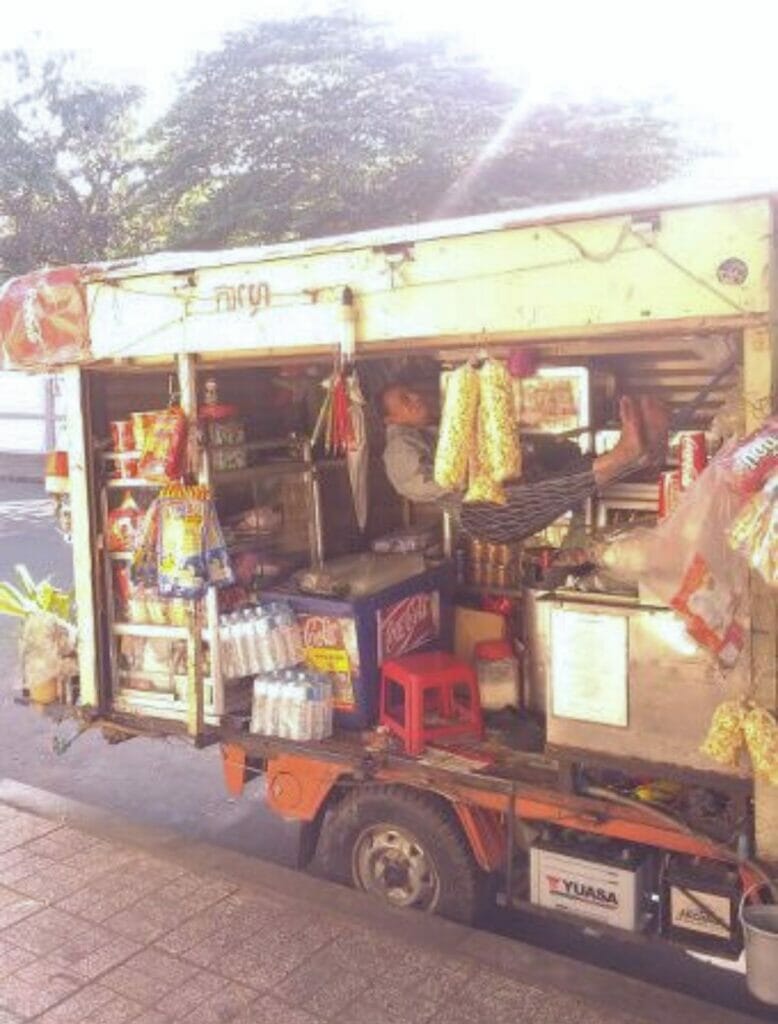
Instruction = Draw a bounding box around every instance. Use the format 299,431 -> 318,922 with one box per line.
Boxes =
378,950 -> 475,1004
0,812 -> 59,854
0,891 -> 43,931
0,907 -> 91,956
177,980 -> 257,1023
21,827 -> 110,863
275,947 -> 371,1019
155,903 -> 247,957
10,861 -> 90,903
0,956 -> 82,1018
0,849 -> 60,887
56,878 -> 150,923
214,940 -> 304,992
154,970 -> 225,1019
231,994 -> 321,1024
35,982 -> 144,1024
350,981 -> 442,1024
324,928 -> 408,979
0,942 -> 35,982
49,925 -> 141,981
100,948 -> 199,1005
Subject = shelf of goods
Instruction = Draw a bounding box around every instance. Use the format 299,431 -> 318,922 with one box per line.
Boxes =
100,432 -> 326,729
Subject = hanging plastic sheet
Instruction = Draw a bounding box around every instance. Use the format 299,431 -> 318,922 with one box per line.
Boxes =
0,268 -> 90,368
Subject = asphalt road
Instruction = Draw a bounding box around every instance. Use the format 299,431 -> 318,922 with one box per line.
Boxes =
0,479 -> 768,1020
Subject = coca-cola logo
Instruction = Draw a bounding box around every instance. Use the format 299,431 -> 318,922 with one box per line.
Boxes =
378,593 -> 438,661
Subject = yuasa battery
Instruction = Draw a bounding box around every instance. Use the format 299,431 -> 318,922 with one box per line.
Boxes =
530,835 -> 652,932
661,857 -> 742,957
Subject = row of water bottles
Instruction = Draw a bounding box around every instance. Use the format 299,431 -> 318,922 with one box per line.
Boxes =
219,603 -> 304,680
250,669 -> 333,740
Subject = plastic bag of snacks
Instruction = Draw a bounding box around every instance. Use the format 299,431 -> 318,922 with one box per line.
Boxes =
133,485 -> 233,599
465,408 -> 506,504
701,699 -> 747,767
721,416 -> 777,495
137,406 -> 188,483
728,476 -> 777,587
434,364 -> 479,490
600,447 -> 749,665
478,358 -> 521,483
743,704 -> 778,785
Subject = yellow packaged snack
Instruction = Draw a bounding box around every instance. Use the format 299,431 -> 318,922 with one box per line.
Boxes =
701,699 -> 746,767
478,358 -> 521,483
465,400 -> 506,504
743,705 -> 778,785
434,364 -> 479,490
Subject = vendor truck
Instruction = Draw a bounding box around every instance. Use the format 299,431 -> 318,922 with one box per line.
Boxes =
0,185 -> 776,996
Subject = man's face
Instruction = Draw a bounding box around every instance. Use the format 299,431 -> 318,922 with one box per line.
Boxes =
384,386 -> 432,427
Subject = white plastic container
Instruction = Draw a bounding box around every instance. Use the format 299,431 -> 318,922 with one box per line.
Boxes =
474,640 -> 520,710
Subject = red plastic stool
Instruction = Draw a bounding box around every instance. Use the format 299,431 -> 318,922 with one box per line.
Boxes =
380,651 -> 483,756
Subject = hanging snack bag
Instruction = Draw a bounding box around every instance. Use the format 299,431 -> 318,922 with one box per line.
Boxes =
743,704 -> 778,784
434,364 -> 479,490
728,477 -> 777,587
138,406 -> 188,483
701,699 -> 747,767
722,416 -> 778,495
478,358 -> 521,483
465,404 -> 507,505
157,487 -> 207,598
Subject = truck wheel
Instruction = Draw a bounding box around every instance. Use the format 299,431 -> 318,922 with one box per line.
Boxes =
316,784 -> 486,924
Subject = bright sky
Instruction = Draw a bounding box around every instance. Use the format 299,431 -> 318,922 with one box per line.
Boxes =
3,0 -> 778,184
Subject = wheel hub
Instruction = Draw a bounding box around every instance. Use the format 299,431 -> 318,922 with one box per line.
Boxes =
353,824 -> 440,911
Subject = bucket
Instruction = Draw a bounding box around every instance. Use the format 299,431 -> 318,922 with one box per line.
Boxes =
741,884 -> 778,1005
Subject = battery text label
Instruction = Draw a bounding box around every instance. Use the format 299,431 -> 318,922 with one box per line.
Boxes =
547,875 -> 619,909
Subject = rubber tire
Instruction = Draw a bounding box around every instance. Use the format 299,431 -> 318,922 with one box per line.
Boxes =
315,783 -> 486,924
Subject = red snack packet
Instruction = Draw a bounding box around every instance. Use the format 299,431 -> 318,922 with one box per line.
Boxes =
137,406 -> 188,483
723,417 -> 778,495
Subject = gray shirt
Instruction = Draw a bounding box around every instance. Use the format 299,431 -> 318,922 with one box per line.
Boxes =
383,424 -> 461,508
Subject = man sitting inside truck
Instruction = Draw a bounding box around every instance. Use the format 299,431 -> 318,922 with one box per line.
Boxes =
380,382 -> 668,543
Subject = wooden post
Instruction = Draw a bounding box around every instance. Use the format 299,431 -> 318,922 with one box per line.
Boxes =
177,353 -> 205,740
62,367 -> 99,709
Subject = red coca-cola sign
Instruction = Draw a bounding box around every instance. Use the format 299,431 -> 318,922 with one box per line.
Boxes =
377,592 -> 440,662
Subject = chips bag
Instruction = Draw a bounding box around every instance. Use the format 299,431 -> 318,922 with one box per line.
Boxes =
465,400 -> 507,504
701,699 -> 747,767
138,406 -> 188,483
728,476 -> 777,587
478,358 -> 521,483
132,485 -> 233,599
743,705 -> 778,785
722,417 -> 778,495
434,364 -> 479,490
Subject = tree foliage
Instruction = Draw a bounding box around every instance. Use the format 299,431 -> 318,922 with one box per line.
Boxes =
0,50 -> 143,277
1,15 -> 692,274
138,14 -> 686,250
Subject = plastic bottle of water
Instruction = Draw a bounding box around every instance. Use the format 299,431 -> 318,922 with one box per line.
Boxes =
218,615 -> 235,680
250,675 -> 268,734
254,617 -> 273,673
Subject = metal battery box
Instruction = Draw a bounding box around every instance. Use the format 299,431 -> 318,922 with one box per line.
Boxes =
530,834 -> 652,931
661,857 -> 742,957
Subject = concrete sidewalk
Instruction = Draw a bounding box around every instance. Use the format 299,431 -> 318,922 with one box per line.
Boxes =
0,782 -> 760,1024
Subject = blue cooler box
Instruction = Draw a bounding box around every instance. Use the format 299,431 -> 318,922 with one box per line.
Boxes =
263,562 -> 454,729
